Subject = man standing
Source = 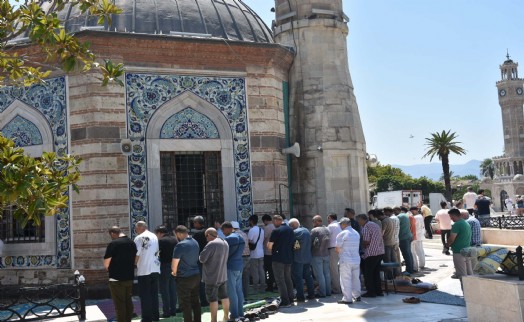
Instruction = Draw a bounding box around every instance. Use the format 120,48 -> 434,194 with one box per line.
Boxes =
462,209 -> 482,275
247,215 -> 265,294
327,213 -> 342,294
134,221 -> 161,322
446,209 -> 472,290
191,216 -> 209,307
384,207 -> 400,275
357,214 -> 384,297
289,218 -> 315,301
474,189 -> 491,220
310,215 -> 331,298
419,201 -> 433,239
344,208 -> 361,234
376,210 -> 397,278
172,225 -> 201,322
463,187 -> 478,215
336,218 -> 361,304
397,207 -> 414,274
411,208 -> 426,271
232,221 -> 250,297
155,226 -> 178,318
262,214 -> 276,291
268,215 -> 295,308
435,201 -> 452,255
222,222 -> 246,320
199,228 -> 230,322
104,226 -> 137,322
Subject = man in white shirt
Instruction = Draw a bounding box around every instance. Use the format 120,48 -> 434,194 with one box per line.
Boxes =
463,187 -> 478,215
247,215 -> 265,293
435,201 -> 452,255
327,213 -> 342,294
411,209 -> 426,271
336,218 -> 361,304
134,221 -> 161,322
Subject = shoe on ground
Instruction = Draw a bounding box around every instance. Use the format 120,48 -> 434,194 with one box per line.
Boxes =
361,293 -> 376,298
353,296 -> 361,302
337,300 -> 353,304
445,251 -> 451,255
402,297 -> 421,304
451,273 -> 459,279
295,298 -> 305,302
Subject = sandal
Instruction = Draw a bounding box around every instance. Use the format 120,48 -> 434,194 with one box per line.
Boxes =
402,297 -> 421,304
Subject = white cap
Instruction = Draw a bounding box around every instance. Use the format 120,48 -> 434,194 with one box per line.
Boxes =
231,221 -> 240,229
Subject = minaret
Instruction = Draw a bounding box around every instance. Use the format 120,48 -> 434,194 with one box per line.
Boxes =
273,0 -> 369,221
496,53 -> 524,160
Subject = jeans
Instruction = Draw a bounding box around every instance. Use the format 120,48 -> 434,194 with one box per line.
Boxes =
440,229 -> 451,252
227,270 -> 244,319
264,255 -> 275,290
109,280 -> 134,322
242,257 -> 250,297
176,274 -> 201,322
362,255 -> 383,296
328,248 -> 341,293
272,262 -> 293,305
411,240 -> 425,271
159,263 -> 177,316
292,262 -> 315,300
311,256 -> 331,296
339,262 -> 361,302
250,257 -> 265,293
137,273 -> 160,322
424,216 -> 433,238
399,238 -> 414,273
383,245 -> 400,277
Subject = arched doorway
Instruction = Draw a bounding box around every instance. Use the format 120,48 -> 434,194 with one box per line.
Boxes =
500,190 -> 508,211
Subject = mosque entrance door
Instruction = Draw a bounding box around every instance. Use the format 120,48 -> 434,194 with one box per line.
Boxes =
160,151 -> 224,230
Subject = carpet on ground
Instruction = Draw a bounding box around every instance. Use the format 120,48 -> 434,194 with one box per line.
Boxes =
417,290 -> 466,306
383,283 -> 431,294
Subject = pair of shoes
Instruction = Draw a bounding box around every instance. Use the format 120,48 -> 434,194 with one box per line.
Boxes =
337,300 -> 353,304
445,251 -> 451,255
411,278 -> 422,284
402,297 -> 421,304
361,293 -> 376,298
353,296 -> 361,302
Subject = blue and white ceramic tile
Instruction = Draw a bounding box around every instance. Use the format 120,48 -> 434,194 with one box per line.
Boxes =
1,115 -> 43,147
160,107 -> 220,139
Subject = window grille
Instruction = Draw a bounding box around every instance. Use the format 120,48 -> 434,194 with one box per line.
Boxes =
0,206 -> 45,243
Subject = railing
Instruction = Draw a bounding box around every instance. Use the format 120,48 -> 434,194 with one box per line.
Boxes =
479,215 -> 524,229
0,272 -> 86,322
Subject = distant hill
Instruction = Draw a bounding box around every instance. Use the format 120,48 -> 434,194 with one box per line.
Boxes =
393,160 -> 482,181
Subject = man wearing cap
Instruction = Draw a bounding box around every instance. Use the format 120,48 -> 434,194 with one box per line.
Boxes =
222,221 -> 246,320
199,228 -> 230,322
155,225 -> 178,318
134,221 -> 161,322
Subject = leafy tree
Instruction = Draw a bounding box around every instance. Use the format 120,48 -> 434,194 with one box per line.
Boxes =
0,133 -> 81,226
480,158 -> 495,179
1,0 -> 123,86
422,130 -> 466,202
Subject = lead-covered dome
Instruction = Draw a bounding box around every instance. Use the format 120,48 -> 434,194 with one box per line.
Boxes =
44,0 -> 273,43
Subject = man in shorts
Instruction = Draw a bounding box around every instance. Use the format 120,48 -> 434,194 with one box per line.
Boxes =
199,228 -> 230,322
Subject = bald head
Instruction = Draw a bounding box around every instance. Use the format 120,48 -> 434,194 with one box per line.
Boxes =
205,227 -> 218,241
288,218 -> 300,229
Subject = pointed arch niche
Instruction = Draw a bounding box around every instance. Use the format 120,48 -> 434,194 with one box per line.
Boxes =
145,92 -> 235,230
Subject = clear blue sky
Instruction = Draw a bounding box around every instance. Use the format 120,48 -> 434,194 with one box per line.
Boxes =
243,0 -> 524,166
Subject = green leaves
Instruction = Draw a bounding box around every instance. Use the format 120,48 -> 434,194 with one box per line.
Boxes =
0,0 -> 123,86
0,133 -> 82,226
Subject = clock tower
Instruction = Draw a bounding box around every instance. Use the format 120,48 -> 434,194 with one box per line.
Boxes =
273,0 -> 369,221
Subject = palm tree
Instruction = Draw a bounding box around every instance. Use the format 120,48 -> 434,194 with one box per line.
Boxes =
423,130 -> 466,201
480,158 -> 495,179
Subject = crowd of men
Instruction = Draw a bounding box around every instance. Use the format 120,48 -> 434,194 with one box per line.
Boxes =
103,190 -> 488,322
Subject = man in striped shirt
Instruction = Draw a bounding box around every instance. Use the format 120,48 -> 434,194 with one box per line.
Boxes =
356,214 -> 385,298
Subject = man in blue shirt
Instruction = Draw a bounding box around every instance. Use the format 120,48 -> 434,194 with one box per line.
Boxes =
289,218 -> 315,301
222,221 -> 245,320
172,225 -> 201,322
268,215 -> 295,307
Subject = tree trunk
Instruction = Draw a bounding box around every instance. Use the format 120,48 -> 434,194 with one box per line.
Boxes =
441,154 -> 452,201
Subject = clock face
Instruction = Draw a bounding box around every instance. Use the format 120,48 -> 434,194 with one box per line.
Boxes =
500,89 -> 507,96
517,88 -> 523,95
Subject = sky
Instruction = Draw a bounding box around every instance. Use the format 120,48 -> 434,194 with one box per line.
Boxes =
243,0 -> 524,166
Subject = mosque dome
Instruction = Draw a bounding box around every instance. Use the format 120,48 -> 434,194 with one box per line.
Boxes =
42,0 -> 273,43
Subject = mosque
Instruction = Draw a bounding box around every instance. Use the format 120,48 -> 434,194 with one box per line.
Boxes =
0,0 -> 369,285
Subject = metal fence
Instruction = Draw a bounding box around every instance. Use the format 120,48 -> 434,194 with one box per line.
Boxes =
479,215 -> 524,229
0,273 -> 86,322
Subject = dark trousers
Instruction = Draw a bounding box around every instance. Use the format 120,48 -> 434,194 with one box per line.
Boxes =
176,274 -> 201,322
440,229 -> 451,252
109,280 -> 134,322
424,216 -> 434,238
137,273 -> 160,322
362,254 -> 383,296
399,238 -> 414,273
272,262 -> 293,305
292,262 -> 315,300
264,255 -> 275,290
159,263 -> 177,316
